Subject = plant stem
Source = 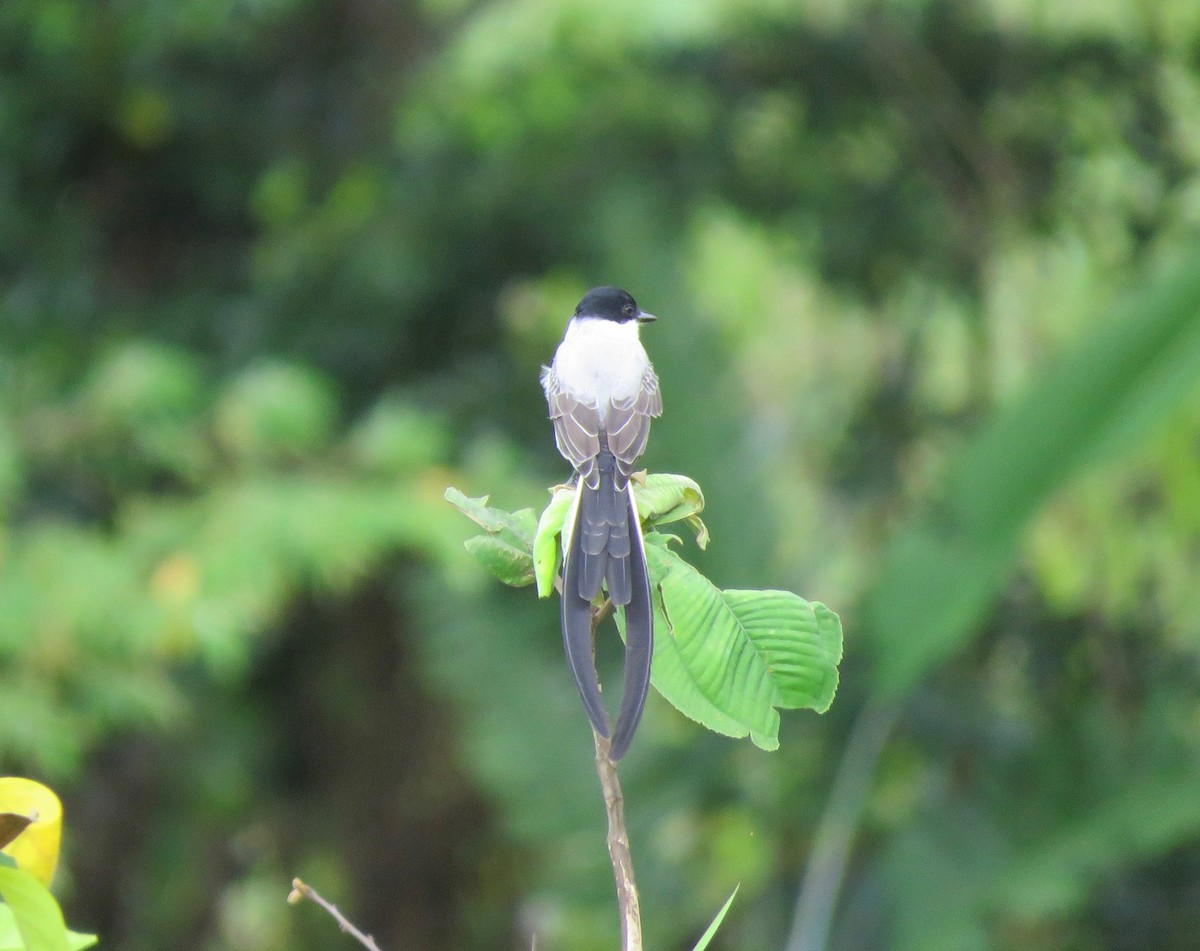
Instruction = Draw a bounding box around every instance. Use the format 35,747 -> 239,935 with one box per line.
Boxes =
593,729 -> 642,951
588,599 -> 642,951
288,877 -> 385,951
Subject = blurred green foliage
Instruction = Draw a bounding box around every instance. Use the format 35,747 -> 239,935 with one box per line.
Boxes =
4,0 -> 1200,949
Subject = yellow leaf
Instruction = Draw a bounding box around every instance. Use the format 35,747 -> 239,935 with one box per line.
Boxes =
0,778 -> 63,887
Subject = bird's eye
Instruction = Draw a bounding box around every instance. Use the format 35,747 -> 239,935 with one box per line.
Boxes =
622,303 -> 635,316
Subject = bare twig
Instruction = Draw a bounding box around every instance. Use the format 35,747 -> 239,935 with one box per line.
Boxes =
288,877 -> 385,951
594,728 -> 642,951
586,599 -> 642,951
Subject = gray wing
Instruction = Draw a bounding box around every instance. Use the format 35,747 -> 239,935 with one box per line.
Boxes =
605,368 -> 662,483
543,367 -> 602,484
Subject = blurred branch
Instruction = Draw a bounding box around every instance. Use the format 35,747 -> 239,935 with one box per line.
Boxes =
589,600 -> 643,951
785,698 -> 900,951
289,877 -> 385,951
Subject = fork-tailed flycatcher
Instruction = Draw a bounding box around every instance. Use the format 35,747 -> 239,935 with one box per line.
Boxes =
541,286 -> 662,760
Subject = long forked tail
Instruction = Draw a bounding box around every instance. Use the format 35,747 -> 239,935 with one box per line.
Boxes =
609,481 -> 652,760
561,453 -> 654,759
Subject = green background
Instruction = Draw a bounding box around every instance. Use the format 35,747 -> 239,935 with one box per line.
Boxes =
4,0 -> 1200,948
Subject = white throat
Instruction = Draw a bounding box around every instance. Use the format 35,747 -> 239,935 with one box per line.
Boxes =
551,317 -> 650,417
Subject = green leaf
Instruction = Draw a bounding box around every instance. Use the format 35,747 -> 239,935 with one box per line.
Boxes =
690,884 -> 740,951
443,488 -> 536,544
0,866 -> 70,951
645,539 -> 779,749
463,535 -> 534,588
642,539 -> 842,751
445,487 -> 539,586
634,472 -> 702,520
635,473 -> 709,548
532,486 -> 573,598
0,904 -> 22,950
636,600 -> 754,741
65,932 -> 97,950
722,590 -> 842,713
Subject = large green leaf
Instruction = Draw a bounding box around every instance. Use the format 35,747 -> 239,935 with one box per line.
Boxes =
0,867 -> 69,951
645,540 -> 778,747
643,539 -> 843,750
641,599 -> 752,740
865,247 -> 1200,694
721,590 -> 841,713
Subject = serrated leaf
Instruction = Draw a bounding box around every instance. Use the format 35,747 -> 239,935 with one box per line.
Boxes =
463,535 -> 534,587
532,486 -> 573,597
0,867 -> 70,951
690,884 -> 740,951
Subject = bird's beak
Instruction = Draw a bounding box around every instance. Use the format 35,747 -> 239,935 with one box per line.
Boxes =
636,311 -> 657,323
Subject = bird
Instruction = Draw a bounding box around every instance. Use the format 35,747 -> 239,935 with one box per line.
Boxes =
541,286 -> 662,760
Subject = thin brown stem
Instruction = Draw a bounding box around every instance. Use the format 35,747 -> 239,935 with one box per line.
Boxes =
593,729 -> 642,951
288,877 -> 385,951
588,600 -> 641,951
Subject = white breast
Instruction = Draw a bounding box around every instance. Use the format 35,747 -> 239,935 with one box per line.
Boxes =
550,318 -> 650,421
